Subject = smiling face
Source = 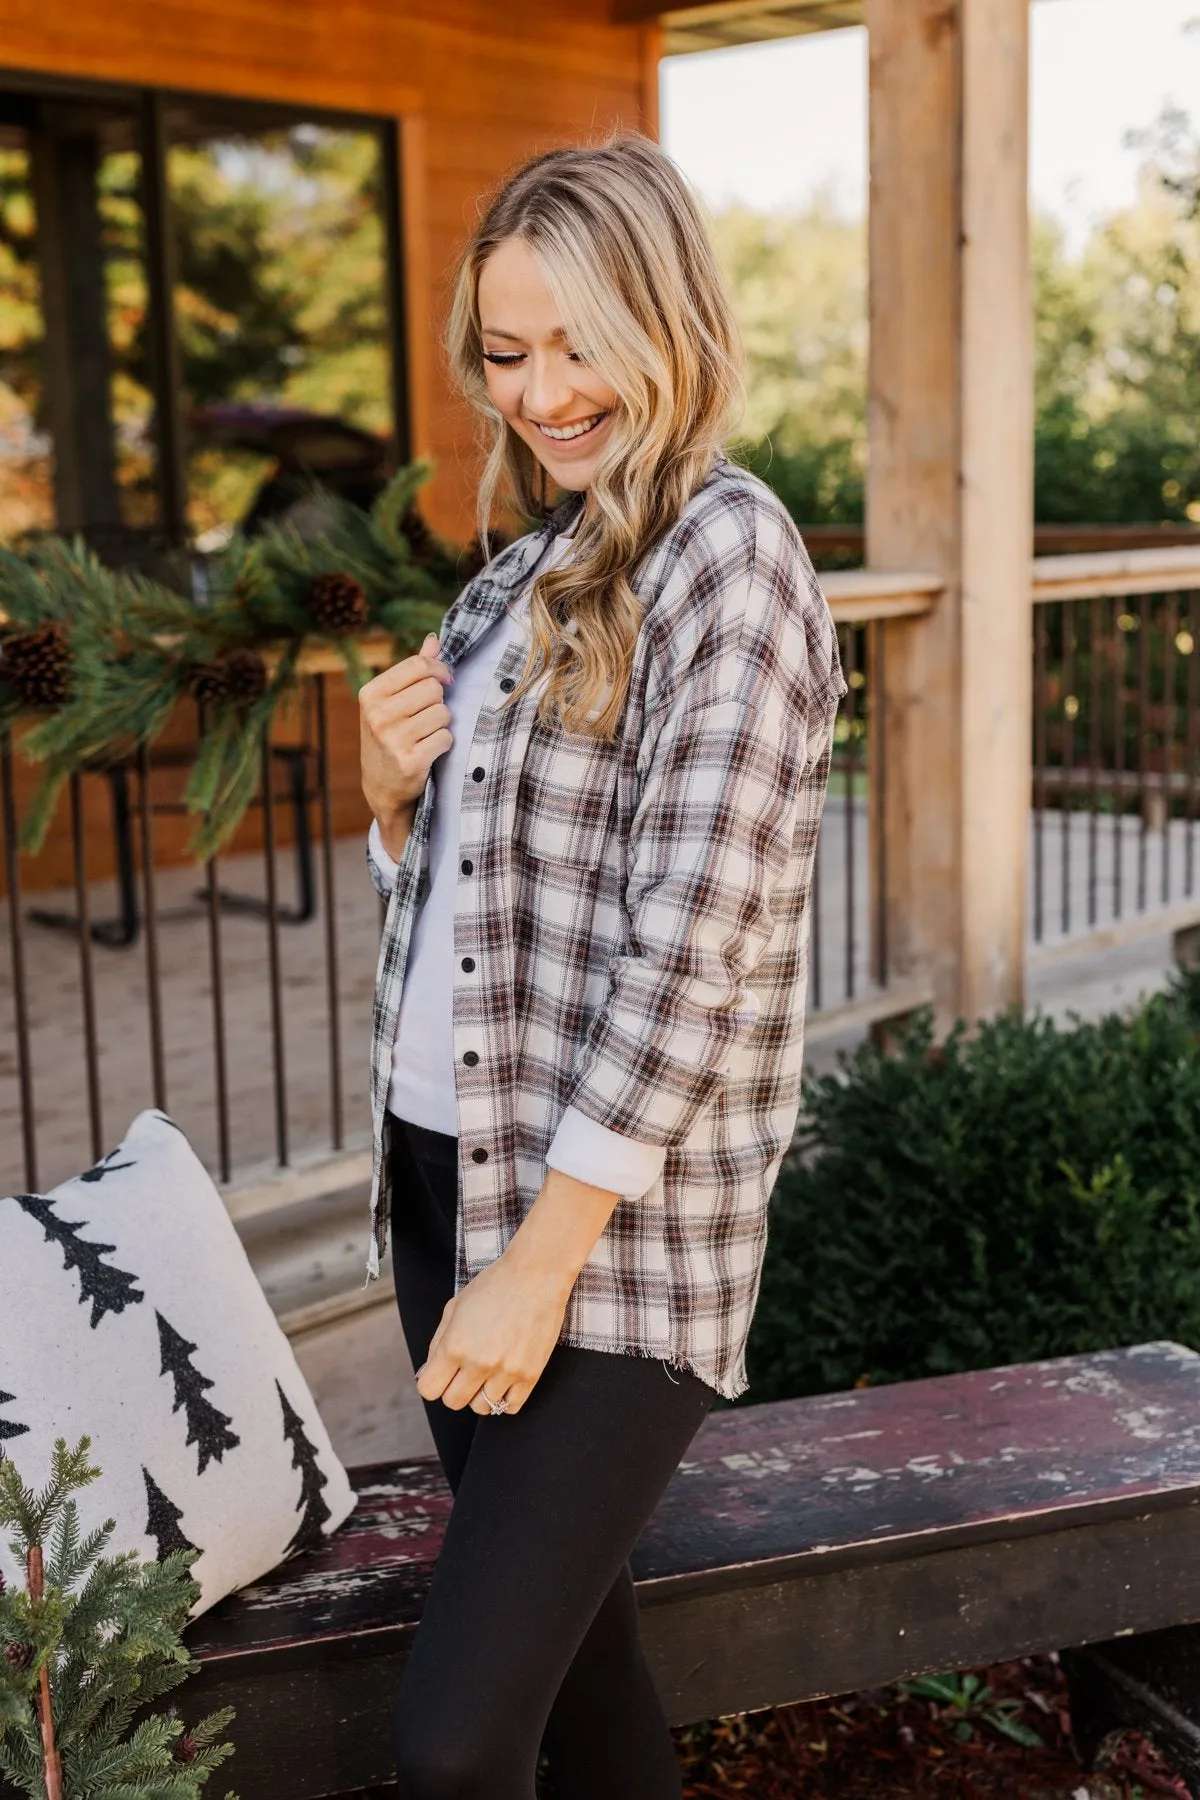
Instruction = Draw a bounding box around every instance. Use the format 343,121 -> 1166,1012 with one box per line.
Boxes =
477,236 -> 620,494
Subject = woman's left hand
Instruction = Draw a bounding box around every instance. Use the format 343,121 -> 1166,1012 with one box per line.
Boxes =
413,1166 -> 625,1417
415,1250 -> 571,1418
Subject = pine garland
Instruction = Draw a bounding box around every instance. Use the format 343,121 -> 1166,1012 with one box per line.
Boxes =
0,1437 -> 236,1800
0,459 -> 471,859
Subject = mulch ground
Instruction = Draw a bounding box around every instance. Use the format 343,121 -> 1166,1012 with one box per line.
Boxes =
673,1656 -> 1191,1798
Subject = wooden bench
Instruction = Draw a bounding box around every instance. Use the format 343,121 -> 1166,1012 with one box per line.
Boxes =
183,1340 -> 1200,1799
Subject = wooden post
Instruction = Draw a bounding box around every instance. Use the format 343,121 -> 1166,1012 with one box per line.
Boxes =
866,0 -> 1032,1026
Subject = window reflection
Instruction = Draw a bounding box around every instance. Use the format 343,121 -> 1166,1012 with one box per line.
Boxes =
166,110 -> 395,549
0,98 -> 155,552
0,86 -> 400,564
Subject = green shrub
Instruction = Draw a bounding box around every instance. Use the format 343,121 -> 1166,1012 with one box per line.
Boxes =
746,970 -> 1200,1402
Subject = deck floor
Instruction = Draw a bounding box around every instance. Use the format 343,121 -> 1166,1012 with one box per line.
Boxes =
1,799 -> 1195,1198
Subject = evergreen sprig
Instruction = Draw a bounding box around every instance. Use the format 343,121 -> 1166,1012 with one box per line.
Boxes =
0,458 -> 466,858
0,1436 -> 236,1800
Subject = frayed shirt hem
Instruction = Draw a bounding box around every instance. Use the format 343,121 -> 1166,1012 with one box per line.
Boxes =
556,1329 -> 747,1404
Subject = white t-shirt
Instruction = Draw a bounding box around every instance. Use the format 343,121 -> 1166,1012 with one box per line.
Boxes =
367,534 -> 666,1201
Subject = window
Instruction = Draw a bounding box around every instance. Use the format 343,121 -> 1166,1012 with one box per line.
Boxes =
0,77 -> 405,567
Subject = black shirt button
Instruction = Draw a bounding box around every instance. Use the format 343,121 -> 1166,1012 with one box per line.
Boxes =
471,766 -> 485,782
471,1147 -> 488,1164
462,1050 -> 479,1067
461,858 -> 473,875
461,956 -> 475,972
499,677 -> 515,693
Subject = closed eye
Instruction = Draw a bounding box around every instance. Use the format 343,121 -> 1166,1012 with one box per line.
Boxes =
481,350 -> 587,366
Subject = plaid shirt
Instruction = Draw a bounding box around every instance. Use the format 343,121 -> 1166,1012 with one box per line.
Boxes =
366,458 -> 845,1399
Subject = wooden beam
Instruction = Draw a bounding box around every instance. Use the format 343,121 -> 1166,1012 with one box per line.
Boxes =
866,0 -> 1032,1027
1032,546 -> 1200,604
612,0 -> 862,53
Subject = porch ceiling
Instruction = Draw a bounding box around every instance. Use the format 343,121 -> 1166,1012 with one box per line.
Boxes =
614,0 -> 862,55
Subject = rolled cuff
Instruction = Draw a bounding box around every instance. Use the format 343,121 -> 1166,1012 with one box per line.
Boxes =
544,1104 -> 667,1199
367,817 -> 402,892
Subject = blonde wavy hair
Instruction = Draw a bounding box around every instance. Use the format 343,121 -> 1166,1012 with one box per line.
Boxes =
445,133 -> 743,738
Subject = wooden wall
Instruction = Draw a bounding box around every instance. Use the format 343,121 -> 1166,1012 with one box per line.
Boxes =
2,0 -> 658,889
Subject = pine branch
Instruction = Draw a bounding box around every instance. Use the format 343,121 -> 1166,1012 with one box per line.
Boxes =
3,457 -> 458,859
0,1436 -> 100,1545
0,1439 -> 235,1800
371,458 -> 435,562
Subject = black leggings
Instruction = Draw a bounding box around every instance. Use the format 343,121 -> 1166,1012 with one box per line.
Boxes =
387,1113 -> 714,1800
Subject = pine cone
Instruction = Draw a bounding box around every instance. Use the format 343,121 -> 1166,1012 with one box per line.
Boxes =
172,1734 -> 200,1764
186,659 -> 232,707
308,570 -> 369,636
4,1642 -> 33,1671
1,621 -> 73,710
221,649 -> 269,705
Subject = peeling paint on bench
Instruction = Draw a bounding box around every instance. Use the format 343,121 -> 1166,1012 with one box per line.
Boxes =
187,1341 -> 1200,1667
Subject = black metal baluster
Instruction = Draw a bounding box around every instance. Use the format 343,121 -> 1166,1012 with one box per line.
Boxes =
1087,596 -> 1101,928
871,622 -> 888,989
843,626 -> 858,1001
1137,591 -> 1151,913
1061,601 -> 1076,936
1163,594 -> 1177,905
1033,604 -> 1048,943
69,775 -> 103,1163
205,850 -> 231,1185
810,838 -> 823,1014
1,734 -> 37,1190
137,745 -> 167,1111
1187,592 -> 1198,899
262,740 -> 289,1167
1113,597 -> 1127,920
316,676 -> 344,1149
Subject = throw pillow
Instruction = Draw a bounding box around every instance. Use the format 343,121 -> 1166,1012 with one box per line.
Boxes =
0,1109 -> 356,1617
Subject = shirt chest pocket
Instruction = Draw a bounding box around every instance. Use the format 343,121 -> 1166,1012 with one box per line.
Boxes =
514,726 -> 621,871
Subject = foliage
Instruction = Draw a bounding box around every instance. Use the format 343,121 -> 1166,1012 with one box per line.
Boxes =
676,1653 -> 1184,1796
709,200 -> 867,527
746,969 -> 1200,1403
0,462 -> 463,857
710,104 -> 1200,529
0,1436 -> 235,1799
897,1673 -> 1043,1748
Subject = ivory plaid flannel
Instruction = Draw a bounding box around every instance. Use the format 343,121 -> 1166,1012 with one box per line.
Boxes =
366,458 -> 845,1399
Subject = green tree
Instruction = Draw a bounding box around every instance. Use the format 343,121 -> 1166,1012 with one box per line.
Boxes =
709,107 -> 1200,530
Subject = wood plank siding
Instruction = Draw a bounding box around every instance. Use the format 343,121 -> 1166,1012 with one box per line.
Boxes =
1,0 -> 657,886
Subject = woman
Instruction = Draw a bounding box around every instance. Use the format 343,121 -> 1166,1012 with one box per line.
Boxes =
358,134 -> 845,1800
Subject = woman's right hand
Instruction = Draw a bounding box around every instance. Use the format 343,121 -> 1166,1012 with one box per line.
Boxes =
360,632 -> 454,861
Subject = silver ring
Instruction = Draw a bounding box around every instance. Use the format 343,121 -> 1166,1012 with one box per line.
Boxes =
482,1389 -> 509,1416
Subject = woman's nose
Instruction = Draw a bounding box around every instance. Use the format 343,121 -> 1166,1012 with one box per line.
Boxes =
522,352 -> 575,420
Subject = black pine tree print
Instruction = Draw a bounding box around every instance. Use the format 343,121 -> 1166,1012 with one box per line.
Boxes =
156,1312 -> 240,1474
142,1467 -> 198,1561
0,1390 -> 29,1442
79,1148 -> 136,1183
276,1381 -> 331,1553
13,1196 -> 143,1327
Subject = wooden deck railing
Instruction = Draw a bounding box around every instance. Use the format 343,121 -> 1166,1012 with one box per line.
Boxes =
1028,547 -> 1200,965
9,547 -> 1200,1209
